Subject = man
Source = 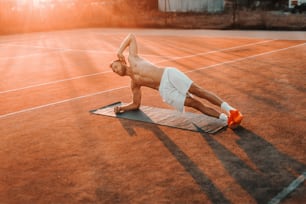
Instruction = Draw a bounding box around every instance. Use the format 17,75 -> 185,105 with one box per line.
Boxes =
110,33 -> 243,128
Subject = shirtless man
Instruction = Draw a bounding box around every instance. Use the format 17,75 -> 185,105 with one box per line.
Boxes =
110,33 -> 243,128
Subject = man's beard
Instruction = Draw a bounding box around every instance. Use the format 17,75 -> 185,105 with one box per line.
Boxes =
119,64 -> 127,76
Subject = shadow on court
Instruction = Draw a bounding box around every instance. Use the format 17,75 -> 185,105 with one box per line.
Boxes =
119,118 -> 231,204
199,126 -> 305,203
118,111 -> 305,203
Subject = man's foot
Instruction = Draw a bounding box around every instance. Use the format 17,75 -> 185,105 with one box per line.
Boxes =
228,110 -> 243,129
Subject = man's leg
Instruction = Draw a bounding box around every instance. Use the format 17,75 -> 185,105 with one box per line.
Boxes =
188,83 -> 223,106
188,83 -> 243,127
184,96 -> 226,120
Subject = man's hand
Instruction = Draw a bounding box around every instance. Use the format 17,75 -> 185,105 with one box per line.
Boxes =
117,53 -> 127,65
117,53 -> 126,64
114,106 -> 123,114
114,102 -> 140,114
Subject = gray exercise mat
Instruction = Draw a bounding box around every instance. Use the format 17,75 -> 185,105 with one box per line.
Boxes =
90,102 -> 227,133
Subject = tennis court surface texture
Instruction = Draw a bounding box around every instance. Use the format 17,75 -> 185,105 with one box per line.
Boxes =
0,28 -> 305,203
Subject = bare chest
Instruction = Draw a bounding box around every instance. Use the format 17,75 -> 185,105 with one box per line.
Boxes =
129,57 -> 163,89
133,74 -> 158,89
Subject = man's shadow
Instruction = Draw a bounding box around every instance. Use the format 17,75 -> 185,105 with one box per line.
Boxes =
115,107 -> 305,203
199,126 -> 305,203
119,117 -> 231,204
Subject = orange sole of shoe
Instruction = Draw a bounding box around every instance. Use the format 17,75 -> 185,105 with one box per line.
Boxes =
228,122 -> 241,129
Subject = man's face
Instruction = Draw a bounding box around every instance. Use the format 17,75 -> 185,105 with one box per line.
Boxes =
111,61 -> 126,76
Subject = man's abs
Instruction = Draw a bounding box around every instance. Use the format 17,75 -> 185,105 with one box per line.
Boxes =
133,71 -> 163,90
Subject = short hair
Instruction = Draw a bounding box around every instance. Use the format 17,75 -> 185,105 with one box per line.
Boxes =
109,59 -> 121,68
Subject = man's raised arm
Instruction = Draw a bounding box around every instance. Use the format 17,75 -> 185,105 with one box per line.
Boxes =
117,33 -> 138,62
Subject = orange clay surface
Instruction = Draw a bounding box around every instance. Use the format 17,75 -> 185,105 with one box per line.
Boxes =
0,29 -> 305,204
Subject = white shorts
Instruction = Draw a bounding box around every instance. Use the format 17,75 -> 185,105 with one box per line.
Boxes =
159,68 -> 193,112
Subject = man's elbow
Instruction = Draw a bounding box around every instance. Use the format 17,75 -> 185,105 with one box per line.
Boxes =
133,103 -> 140,110
129,33 -> 136,39
131,100 -> 141,110
129,33 -> 137,45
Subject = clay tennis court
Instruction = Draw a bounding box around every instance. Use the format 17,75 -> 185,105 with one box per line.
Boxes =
0,28 -> 305,203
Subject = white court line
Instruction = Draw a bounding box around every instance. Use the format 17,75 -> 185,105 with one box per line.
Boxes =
155,39 -> 274,64
0,39 -> 273,94
0,86 -> 128,119
0,41 -> 305,119
0,37 -> 272,61
0,43 -> 115,57
0,36 -> 50,45
185,42 -> 306,73
0,71 -> 111,94
1,33 -> 123,56
0,43 -> 171,60
0,50 -> 67,60
268,172 -> 306,204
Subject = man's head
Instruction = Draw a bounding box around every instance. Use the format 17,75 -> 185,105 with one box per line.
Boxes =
110,59 -> 127,76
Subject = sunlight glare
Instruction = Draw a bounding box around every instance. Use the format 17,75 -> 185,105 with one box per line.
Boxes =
15,0 -> 54,7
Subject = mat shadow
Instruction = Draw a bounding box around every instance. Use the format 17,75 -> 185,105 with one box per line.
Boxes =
198,126 -> 305,203
119,117 -> 230,204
